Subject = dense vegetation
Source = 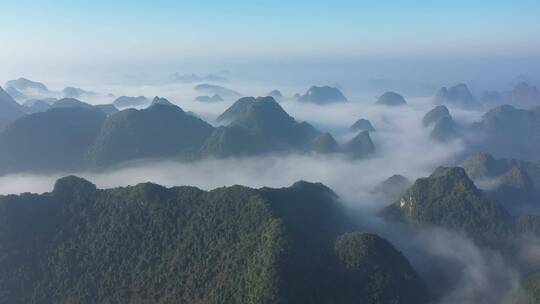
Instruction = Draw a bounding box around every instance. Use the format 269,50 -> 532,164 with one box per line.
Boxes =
0,177 -> 427,304
380,166 -> 540,245
0,107 -> 106,173
85,103 -> 214,167
202,97 -> 320,157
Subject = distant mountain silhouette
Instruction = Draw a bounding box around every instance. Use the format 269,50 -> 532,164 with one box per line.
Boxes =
375,91 -> 407,106
194,94 -> 223,102
6,77 -> 48,92
295,86 -> 348,104
5,86 -> 26,100
194,83 -> 241,98
501,82 -> 540,108
344,131 -> 375,159
461,152 -> 540,212
267,89 -> 283,100
311,132 -> 340,154
434,83 -> 479,109
350,118 -> 375,132
62,86 -> 95,98
422,105 -> 459,141
468,105 -> 540,160
112,96 -> 150,108
170,72 -> 227,83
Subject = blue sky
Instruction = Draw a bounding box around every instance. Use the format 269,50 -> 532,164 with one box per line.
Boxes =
1,0 -> 540,83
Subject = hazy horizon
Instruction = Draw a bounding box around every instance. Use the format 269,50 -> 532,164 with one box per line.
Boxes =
2,1 -> 540,91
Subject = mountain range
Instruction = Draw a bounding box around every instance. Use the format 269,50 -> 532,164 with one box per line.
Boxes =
0,177 -> 427,304
380,166 -> 540,245
0,95 -> 375,173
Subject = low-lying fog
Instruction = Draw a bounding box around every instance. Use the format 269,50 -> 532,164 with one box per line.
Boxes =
0,91 -> 476,211
2,80 -> 532,304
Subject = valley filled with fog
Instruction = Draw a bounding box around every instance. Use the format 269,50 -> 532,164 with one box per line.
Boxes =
1,72 -> 540,304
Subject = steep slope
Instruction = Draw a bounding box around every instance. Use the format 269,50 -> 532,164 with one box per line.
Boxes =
0,86 -> 25,130
502,82 -> 540,109
380,167 -> 540,245
267,90 -> 283,100
429,115 -> 459,142
0,177 -> 428,304
216,97 -> 257,122
62,87 -> 95,98
5,86 -> 26,101
434,83 -> 478,109
0,107 -> 106,173
422,105 -> 451,127
380,167 -> 512,244
202,97 -> 319,157
344,131 -> 375,159
311,132 -> 341,154
194,94 -> 223,102
351,118 -> 375,132
85,102 -> 214,167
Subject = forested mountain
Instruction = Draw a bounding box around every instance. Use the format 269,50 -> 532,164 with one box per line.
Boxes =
0,107 -> 106,173
0,177 -> 427,304
380,167 -> 540,245
85,102 -> 214,167
202,97 -> 320,157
